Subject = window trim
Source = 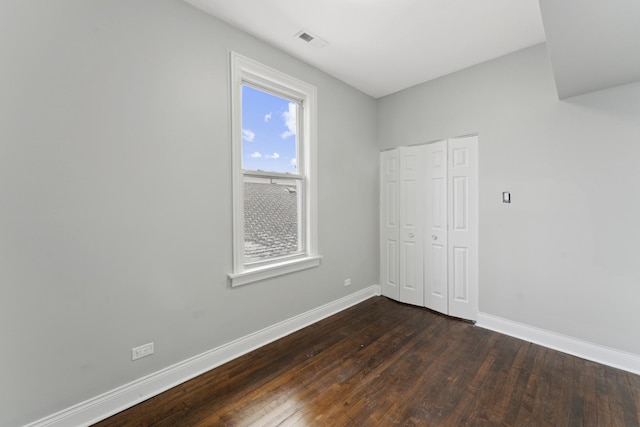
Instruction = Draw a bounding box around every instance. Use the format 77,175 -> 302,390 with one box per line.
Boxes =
228,51 -> 320,287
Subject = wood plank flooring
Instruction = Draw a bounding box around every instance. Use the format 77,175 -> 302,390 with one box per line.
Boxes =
95,297 -> 640,426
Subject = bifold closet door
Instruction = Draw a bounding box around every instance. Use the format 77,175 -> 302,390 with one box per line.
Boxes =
424,136 -> 478,320
447,136 -> 478,320
380,149 -> 400,301
397,146 -> 426,306
424,141 -> 448,314
381,138 -> 477,320
380,146 -> 426,306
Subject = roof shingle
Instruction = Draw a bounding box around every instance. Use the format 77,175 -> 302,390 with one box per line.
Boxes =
244,182 -> 298,262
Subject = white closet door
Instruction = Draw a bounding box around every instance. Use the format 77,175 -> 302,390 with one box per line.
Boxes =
447,136 -> 478,321
424,141 -> 449,314
398,146 -> 426,306
380,150 -> 400,300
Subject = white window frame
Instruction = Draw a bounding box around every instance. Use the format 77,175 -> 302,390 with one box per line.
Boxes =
228,52 -> 321,287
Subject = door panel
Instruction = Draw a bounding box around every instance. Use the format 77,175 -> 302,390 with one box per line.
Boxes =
447,136 -> 478,321
431,178 -> 445,228
399,146 -> 426,306
430,242 -> 447,296
401,241 -> 416,289
452,246 -> 469,301
380,150 -> 400,300
424,140 -> 448,314
385,240 -> 398,289
452,176 -> 468,231
402,180 -> 417,227
387,182 -> 398,225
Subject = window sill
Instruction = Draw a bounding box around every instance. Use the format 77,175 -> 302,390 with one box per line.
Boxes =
228,255 -> 322,287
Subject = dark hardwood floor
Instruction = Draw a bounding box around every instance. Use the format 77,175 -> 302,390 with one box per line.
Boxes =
95,297 -> 640,426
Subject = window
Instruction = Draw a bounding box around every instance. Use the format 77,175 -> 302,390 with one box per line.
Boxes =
228,52 -> 320,286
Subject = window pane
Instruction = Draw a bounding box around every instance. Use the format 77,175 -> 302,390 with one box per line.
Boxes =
244,176 -> 301,263
241,85 -> 298,174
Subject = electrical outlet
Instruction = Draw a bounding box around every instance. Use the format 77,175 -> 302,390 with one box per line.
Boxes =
132,342 -> 154,361
344,278 -> 352,286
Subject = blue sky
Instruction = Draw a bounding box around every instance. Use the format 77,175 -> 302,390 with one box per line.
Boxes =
242,85 -> 298,174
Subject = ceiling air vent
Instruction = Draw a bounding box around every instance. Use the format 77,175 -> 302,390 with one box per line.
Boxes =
299,32 -> 314,42
294,30 -> 328,48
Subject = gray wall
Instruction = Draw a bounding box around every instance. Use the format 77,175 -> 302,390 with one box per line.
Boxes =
0,1 -> 378,425
378,43 -> 640,356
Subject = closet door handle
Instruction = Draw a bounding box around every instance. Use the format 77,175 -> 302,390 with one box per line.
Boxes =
432,235 -> 438,240
408,233 -> 415,238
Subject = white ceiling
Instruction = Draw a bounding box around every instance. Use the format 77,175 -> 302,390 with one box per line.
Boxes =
185,0 -> 547,98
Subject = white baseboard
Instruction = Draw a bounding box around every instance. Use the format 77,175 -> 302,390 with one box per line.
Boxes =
25,285 -> 381,427
476,312 -> 640,376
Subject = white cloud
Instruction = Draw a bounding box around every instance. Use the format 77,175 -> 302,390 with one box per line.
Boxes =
242,129 -> 255,142
250,151 -> 262,158
265,152 -> 280,159
264,112 -> 272,123
281,103 -> 296,139
290,158 -> 297,168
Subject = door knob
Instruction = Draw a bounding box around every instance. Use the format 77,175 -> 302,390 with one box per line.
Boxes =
409,233 -> 415,238
432,235 -> 438,240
